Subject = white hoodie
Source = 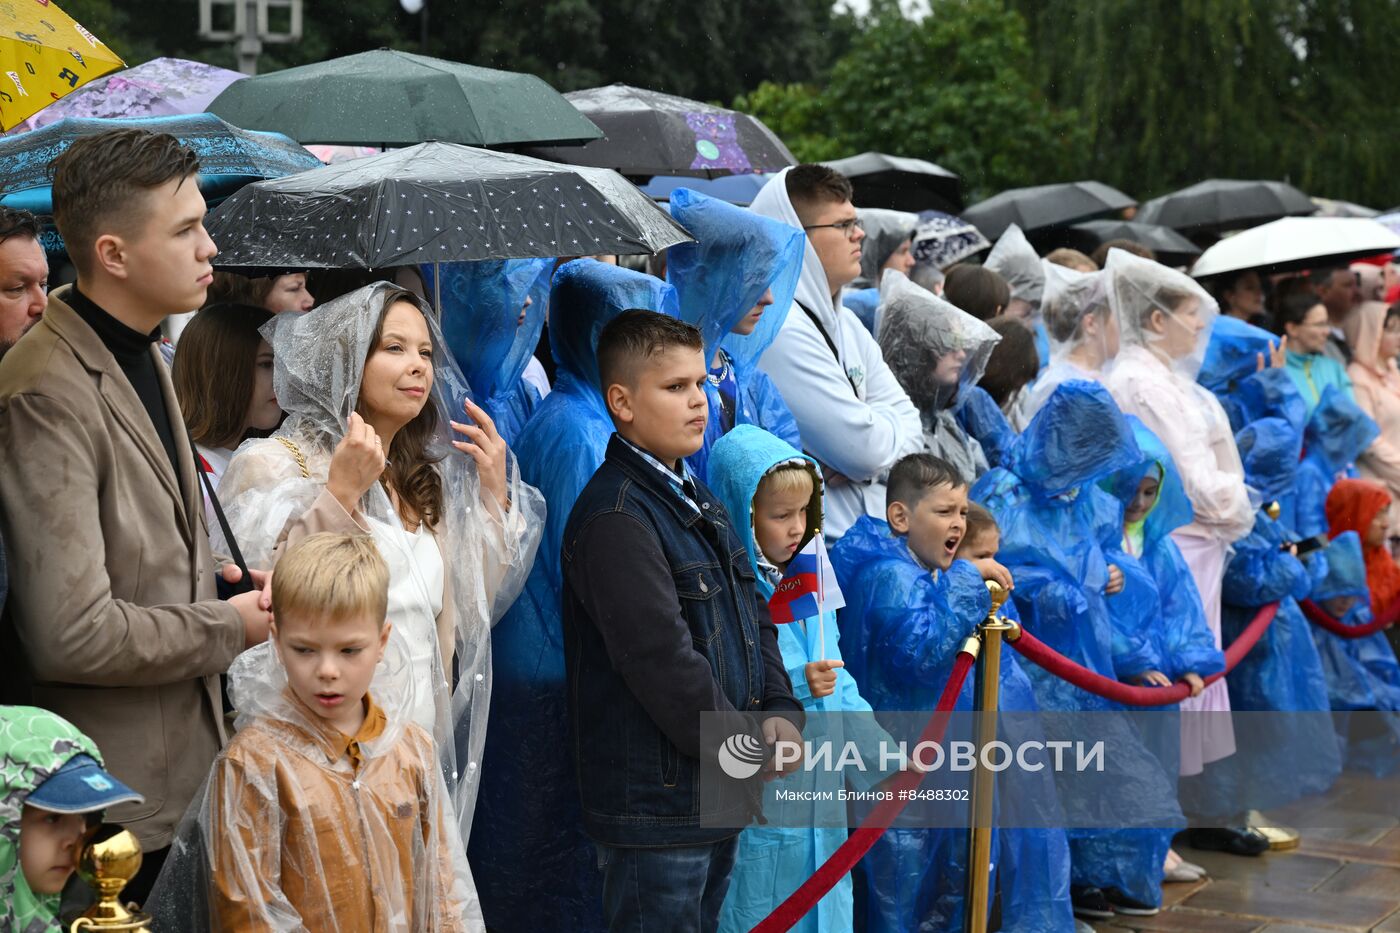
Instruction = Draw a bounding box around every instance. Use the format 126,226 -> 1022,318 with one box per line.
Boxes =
749,169 -> 923,538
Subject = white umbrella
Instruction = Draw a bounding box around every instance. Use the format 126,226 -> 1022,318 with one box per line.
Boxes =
1190,217 -> 1400,279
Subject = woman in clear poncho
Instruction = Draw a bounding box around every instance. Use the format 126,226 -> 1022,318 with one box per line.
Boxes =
1103,248 -> 1254,780
845,208 -> 917,333
214,282 -> 544,845
876,269 -> 1000,483
984,223 -> 1050,368
148,628 -> 484,931
1022,261 -> 1116,420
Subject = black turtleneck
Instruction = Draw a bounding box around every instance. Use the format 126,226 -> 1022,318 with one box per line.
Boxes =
65,286 -> 182,481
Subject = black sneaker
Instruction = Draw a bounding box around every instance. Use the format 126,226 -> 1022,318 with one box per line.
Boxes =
1104,888 -> 1160,916
1185,826 -> 1270,856
1071,886 -> 1114,921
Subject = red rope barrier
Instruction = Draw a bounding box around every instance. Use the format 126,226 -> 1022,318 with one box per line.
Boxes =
1301,598 -> 1400,637
749,649 -> 978,933
1007,602 -> 1280,706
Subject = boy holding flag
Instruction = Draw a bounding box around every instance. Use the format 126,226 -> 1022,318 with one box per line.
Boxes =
708,424 -> 890,933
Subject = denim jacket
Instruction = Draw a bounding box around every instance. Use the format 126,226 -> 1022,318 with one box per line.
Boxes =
562,434 -> 803,847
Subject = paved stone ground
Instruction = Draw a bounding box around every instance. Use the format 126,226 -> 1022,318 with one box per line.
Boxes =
1104,771 -> 1400,932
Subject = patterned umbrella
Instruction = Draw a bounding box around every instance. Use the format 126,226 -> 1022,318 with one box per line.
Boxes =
911,210 -> 990,269
0,112 -> 321,199
205,140 -> 694,269
524,84 -> 795,179
17,57 -> 244,130
0,0 -> 123,130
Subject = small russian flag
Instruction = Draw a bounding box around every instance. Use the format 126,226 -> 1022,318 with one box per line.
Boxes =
768,535 -> 845,624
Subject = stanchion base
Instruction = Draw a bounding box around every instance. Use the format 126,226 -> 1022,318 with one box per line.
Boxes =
1246,811 -> 1301,851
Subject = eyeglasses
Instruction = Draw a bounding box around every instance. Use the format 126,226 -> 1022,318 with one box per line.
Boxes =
803,217 -> 864,238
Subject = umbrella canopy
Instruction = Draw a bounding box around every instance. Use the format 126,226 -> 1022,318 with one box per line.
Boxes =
639,172 -> 773,205
821,151 -> 962,213
205,140 -> 694,269
1310,196 -> 1379,219
911,210 -> 989,269
0,113 -> 321,207
0,0 -> 124,130
1066,219 -> 1201,265
208,49 -> 602,148
17,57 -> 243,130
523,84 -> 795,179
1135,179 -> 1314,234
962,180 -> 1135,240
1190,217 -> 1400,279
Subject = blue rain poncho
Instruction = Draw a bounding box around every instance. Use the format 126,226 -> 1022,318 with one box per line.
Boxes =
1289,386 -> 1380,541
1176,416 -> 1341,818
1310,531 -> 1400,716
666,188 -> 804,482
956,384 -> 1020,470
1198,316 -> 1285,433
971,381 -> 1181,907
425,258 -> 552,445
845,287 -> 880,333
830,516 -> 1073,933
469,260 -> 679,933
1105,420 -> 1224,682
707,426 -> 889,933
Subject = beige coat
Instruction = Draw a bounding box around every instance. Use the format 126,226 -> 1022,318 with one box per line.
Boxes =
0,288 -> 244,850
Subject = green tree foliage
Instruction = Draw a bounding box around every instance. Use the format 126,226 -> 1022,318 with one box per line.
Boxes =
737,0 -> 1087,201
1011,0 -> 1400,206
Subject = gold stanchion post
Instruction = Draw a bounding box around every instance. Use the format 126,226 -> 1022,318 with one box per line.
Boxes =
965,580 -> 1020,933
69,824 -> 152,932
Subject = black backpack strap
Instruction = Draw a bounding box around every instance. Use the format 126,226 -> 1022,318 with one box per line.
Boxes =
796,301 -> 859,397
190,435 -> 254,596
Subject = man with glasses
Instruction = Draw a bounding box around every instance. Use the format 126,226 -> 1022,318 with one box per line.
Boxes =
750,164 -> 922,539
0,208 -> 48,361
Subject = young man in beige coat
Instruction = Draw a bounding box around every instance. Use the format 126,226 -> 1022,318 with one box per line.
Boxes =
0,129 -> 273,901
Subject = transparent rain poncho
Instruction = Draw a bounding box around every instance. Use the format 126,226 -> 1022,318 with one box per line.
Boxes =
983,223 -> 1045,310
147,635 -> 484,931
876,269 -> 1000,481
1103,248 -> 1255,543
1023,261 -> 1113,419
855,208 -> 918,289
423,258 -> 553,445
213,282 -> 545,846
470,260 -> 678,932
666,188 -> 804,481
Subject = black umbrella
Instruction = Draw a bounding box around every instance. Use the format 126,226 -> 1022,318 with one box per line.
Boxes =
207,49 -> 602,148
523,84 -> 795,180
1065,220 -> 1201,265
962,181 -> 1135,240
205,141 -> 693,271
1134,179 -> 1314,234
822,151 -> 962,213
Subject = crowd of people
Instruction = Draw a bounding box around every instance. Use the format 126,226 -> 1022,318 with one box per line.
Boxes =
2,127 -> 1400,933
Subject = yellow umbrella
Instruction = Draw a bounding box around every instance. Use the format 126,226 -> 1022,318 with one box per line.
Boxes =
0,0 -> 123,130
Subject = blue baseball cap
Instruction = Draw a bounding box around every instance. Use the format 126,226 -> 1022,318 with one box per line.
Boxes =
25,754 -> 144,815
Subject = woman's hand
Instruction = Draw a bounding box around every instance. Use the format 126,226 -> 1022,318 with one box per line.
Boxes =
1256,336 -> 1288,371
1105,563 -> 1125,595
326,412 -> 386,514
1182,672 -> 1205,697
452,398 -> 509,511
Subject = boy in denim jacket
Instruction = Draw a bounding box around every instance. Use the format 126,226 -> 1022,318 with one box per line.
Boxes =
561,310 -> 804,933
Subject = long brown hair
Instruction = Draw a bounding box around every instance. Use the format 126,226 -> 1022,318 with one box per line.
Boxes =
357,293 -> 445,531
173,303 -> 274,448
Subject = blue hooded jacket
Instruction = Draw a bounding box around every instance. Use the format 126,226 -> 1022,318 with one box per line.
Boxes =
1198,316 -> 1286,432
1104,419 -> 1224,682
1288,386 -> 1380,540
708,426 -> 887,933
829,514 -> 1073,933
469,260 -> 679,932
425,258 -> 552,445
956,384 -> 1020,470
666,189 -> 804,481
1176,416 -> 1341,818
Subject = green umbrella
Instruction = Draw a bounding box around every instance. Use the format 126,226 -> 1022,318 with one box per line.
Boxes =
208,49 -> 602,148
